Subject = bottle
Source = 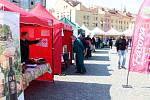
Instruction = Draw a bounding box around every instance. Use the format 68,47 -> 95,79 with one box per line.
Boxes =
8,57 -> 18,100
0,63 -> 5,99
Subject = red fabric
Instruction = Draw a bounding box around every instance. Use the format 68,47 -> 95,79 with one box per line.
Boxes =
62,30 -> 73,64
53,27 -> 63,74
30,3 -> 62,27
30,3 -> 72,31
0,0 -> 50,26
20,26 -> 53,80
30,3 -> 64,74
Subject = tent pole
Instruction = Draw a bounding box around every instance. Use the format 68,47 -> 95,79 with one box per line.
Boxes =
52,27 -> 55,83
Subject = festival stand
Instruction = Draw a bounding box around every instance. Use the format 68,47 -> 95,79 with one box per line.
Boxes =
62,24 -> 73,64
20,26 -> 53,80
0,1 -> 53,100
30,3 -> 72,74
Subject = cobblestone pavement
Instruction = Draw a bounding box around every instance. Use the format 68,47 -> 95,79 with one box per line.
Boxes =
25,48 -> 150,100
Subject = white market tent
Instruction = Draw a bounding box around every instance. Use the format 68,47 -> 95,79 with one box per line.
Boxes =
81,24 -> 91,36
105,28 -> 123,36
91,27 -> 105,36
123,28 -> 134,36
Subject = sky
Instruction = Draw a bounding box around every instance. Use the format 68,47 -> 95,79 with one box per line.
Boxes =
46,0 -> 143,14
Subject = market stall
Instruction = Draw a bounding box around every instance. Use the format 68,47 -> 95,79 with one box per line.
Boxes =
60,17 -> 82,37
30,3 -> 72,74
91,27 -> 105,37
0,1 -> 53,100
62,24 -> 73,65
81,24 -> 91,37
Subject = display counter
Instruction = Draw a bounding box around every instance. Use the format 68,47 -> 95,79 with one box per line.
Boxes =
22,63 -> 52,89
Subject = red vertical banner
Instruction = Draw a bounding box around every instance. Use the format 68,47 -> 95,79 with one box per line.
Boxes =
129,0 -> 150,73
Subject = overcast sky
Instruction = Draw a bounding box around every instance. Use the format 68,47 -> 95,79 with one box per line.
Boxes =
46,0 -> 143,14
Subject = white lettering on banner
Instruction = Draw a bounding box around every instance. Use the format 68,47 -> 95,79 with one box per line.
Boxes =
133,27 -> 145,66
36,38 -> 48,47
41,30 -> 50,36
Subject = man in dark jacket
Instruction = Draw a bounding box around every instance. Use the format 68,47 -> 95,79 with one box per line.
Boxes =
20,32 -> 41,63
115,35 -> 128,69
73,35 -> 86,74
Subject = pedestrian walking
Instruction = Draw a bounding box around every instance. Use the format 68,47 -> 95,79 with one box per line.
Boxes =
115,35 -> 128,69
91,37 -> 96,52
95,37 -> 99,49
85,35 -> 92,58
72,35 -> 86,74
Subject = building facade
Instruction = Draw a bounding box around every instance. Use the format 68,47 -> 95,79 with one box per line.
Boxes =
8,0 -> 46,10
52,0 -> 134,32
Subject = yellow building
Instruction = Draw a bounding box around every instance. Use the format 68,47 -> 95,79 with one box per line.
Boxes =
51,0 -> 134,32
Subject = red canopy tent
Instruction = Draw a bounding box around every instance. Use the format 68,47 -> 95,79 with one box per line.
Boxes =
0,0 -> 51,27
0,0 -> 54,80
30,3 -> 72,75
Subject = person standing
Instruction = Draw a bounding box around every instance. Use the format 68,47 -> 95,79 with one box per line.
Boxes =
115,35 -> 128,69
109,38 -> 113,49
95,37 -> 99,49
85,35 -> 92,58
73,36 -> 86,74
20,32 -> 41,63
91,37 -> 96,52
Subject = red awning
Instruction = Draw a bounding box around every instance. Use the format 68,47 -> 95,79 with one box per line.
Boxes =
30,3 -> 72,30
0,0 -> 52,27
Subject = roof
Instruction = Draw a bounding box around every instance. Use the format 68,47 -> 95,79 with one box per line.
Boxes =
0,0 -> 50,26
60,17 -> 80,29
30,3 -> 61,25
30,3 -> 72,30
64,0 -> 81,7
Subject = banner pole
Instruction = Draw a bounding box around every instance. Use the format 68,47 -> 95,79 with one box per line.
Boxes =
122,68 -> 132,88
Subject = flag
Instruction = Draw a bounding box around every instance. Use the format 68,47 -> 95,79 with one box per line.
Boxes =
129,0 -> 150,73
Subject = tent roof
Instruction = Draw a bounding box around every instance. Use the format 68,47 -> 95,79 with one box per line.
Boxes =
105,28 -> 123,36
60,17 -> 81,29
81,24 -> 91,36
30,3 -> 72,31
30,3 -> 62,27
91,27 -> 105,35
123,29 -> 134,36
0,0 -> 50,27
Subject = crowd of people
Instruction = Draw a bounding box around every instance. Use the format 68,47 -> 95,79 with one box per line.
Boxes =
72,34 -> 132,74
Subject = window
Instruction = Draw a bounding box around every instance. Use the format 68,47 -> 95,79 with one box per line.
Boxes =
67,15 -> 70,19
87,22 -> 89,27
95,23 -> 98,27
96,17 -> 98,21
120,21 -> 122,24
83,16 -> 86,20
87,16 -> 89,20
12,0 -> 19,3
116,20 -> 118,23
101,24 -> 103,28
111,20 -> 113,23
112,25 -> 114,28
57,16 -> 59,19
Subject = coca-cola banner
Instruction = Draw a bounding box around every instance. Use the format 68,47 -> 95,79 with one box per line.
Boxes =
0,11 -> 24,100
129,0 -> 150,73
